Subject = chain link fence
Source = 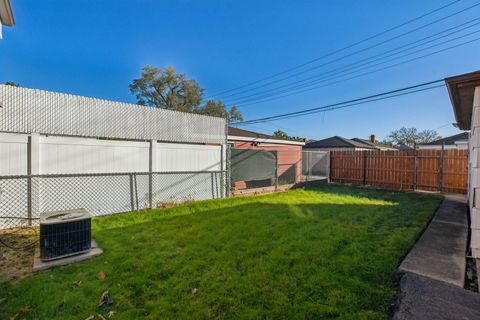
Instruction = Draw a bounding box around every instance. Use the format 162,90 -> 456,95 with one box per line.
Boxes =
230,149 -> 329,195
0,149 -> 330,229
0,171 -> 224,229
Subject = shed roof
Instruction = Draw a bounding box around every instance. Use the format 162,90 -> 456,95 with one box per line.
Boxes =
228,127 -> 305,145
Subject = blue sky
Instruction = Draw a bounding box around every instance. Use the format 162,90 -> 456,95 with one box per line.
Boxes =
1,0 -> 479,141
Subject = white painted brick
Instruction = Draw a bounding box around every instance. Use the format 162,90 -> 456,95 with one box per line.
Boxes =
471,229 -> 480,258
472,106 -> 480,129
474,87 -> 480,108
471,147 -> 480,168
471,168 -> 480,187
472,208 -> 480,228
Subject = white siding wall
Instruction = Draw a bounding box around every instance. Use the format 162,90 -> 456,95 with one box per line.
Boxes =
470,86 -> 480,257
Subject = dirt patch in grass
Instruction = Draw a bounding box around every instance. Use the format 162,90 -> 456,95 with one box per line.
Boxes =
0,227 -> 37,282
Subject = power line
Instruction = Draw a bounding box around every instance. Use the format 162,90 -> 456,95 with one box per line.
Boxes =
232,80 -> 445,125
222,2 -> 480,102
224,18 -> 480,105
231,35 -> 480,107
239,84 -> 444,124
206,0 -> 462,99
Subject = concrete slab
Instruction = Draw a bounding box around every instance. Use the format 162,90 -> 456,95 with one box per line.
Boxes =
393,273 -> 480,320
33,240 -> 103,272
399,194 -> 468,287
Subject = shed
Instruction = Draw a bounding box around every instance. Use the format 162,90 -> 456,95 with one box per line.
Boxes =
228,127 -> 305,189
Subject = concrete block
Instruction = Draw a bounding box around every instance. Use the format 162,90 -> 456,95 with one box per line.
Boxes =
33,240 -> 103,272
471,168 -> 480,188
471,230 -> 480,259
471,147 -> 479,167
472,207 -> 480,227
474,87 -> 480,108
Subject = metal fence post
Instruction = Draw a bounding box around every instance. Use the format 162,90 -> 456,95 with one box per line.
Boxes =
226,144 -> 231,198
413,144 -> 417,190
220,144 -> 225,198
275,151 -> 279,191
27,136 -> 33,226
148,140 -> 154,209
129,173 -> 135,211
439,142 -> 445,193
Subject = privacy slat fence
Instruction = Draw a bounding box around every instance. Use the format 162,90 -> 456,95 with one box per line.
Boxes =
330,149 -> 468,194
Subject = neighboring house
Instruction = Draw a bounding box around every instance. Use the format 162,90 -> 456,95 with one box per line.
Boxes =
228,127 -> 305,189
397,144 -> 414,151
417,132 -> 469,150
445,70 -> 480,258
304,135 -> 379,151
0,0 -> 14,39
351,134 -> 397,151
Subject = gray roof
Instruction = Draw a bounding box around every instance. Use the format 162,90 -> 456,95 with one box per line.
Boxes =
351,138 -> 394,149
304,136 -> 377,149
423,132 -> 469,146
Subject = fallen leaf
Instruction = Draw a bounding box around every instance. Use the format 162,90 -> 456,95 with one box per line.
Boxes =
107,310 -> 116,318
98,314 -> 107,320
85,316 -> 94,320
98,289 -> 113,307
97,272 -> 106,280
72,280 -> 82,288
18,305 -> 31,314
191,288 -> 198,296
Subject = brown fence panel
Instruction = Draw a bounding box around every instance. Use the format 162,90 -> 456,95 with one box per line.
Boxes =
330,149 -> 468,194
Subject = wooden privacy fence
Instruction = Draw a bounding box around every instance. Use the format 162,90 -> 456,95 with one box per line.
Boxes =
330,149 -> 468,194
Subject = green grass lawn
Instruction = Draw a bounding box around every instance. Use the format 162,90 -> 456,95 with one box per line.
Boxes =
0,185 -> 442,319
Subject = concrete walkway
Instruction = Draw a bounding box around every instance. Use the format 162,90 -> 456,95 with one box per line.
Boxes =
393,194 -> 480,320
399,194 -> 468,287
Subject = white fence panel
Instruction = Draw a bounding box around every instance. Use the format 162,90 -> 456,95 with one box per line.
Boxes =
0,133 -> 28,175
156,143 -> 222,172
39,136 -> 150,174
0,85 -> 226,144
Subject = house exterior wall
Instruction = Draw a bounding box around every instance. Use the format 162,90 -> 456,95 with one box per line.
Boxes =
417,142 -> 468,150
304,147 -> 372,152
470,86 -> 480,257
230,140 -> 303,189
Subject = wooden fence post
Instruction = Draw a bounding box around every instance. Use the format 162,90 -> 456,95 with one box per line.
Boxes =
413,144 -> 417,190
439,143 -> 445,193
363,150 -> 367,185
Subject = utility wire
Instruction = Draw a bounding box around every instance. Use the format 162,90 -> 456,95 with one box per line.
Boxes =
232,36 -> 480,107
238,84 -> 444,124
221,2 -> 480,102
232,80 -> 445,125
224,18 -> 480,105
206,0 -> 462,99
